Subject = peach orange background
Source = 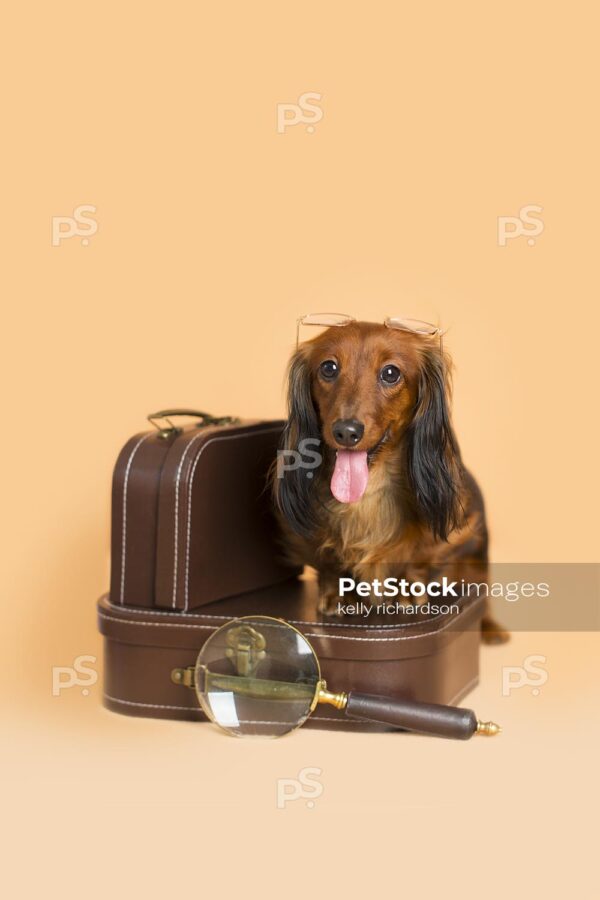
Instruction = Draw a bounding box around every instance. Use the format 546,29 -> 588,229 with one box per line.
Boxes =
2,2 -> 598,897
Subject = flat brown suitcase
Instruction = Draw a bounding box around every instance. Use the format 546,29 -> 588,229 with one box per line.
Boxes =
110,410 -> 299,611
98,579 -> 484,730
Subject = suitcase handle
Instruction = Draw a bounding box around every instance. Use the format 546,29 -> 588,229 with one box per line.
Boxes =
147,409 -> 240,438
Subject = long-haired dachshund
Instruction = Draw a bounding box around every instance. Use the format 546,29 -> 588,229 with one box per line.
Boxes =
273,320 -> 507,642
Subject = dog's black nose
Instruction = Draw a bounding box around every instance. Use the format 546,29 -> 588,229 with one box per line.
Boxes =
332,419 -> 365,448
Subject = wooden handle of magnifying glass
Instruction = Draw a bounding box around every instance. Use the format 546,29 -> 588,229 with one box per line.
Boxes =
344,692 -> 500,739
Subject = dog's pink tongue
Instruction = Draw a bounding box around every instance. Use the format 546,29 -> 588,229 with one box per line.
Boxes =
331,450 -> 369,503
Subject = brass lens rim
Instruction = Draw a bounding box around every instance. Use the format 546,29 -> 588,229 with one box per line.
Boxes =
194,615 -> 323,736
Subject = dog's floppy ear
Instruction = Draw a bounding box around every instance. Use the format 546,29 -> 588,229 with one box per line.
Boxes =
406,347 -> 464,540
273,348 -> 321,537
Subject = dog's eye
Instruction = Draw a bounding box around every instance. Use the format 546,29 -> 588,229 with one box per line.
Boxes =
380,364 -> 402,385
319,359 -> 339,381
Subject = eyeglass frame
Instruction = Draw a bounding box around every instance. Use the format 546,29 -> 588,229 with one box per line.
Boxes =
296,313 -> 445,351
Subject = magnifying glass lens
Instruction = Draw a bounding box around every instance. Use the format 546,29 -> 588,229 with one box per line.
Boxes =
195,617 -> 320,737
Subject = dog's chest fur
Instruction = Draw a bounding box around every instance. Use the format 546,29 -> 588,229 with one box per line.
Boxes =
318,461 -> 413,574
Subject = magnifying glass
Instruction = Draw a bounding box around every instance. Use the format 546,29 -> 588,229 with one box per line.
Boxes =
171,616 -> 501,740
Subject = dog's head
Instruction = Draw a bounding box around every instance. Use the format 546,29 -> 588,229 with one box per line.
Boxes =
275,321 -> 464,540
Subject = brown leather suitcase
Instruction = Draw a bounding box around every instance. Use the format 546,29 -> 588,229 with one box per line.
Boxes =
98,579 -> 484,730
110,410 -> 299,611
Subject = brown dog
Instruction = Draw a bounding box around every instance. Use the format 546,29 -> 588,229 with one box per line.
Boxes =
273,321 -> 507,642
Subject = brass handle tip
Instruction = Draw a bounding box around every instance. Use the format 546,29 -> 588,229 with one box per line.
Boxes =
476,720 -> 502,737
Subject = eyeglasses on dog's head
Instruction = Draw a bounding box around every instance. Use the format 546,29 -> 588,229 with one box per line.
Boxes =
296,313 -> 445,350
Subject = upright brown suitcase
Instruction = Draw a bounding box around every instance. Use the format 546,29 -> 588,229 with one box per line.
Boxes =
98,579 -> 484,730
110,410 -> 299,611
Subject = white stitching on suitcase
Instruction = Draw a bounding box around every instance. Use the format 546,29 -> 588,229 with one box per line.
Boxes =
182,426 -> 282,611
105,693 -> 203,712
98,610 -> 474,642
120,434 -> 152,605
171,431 -> 207,608
116,602 -> 446,630
104,692 -> 476,726
104,693 -> 346,723
101,612 -> 215,630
